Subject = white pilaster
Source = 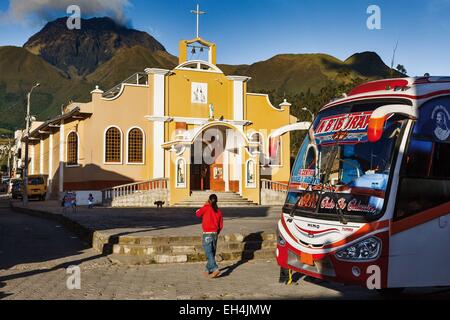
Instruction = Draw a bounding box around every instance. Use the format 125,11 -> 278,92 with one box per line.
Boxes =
237,147 -> 243,196
223,149 -> 229,192
146,68 -> 170,179
59,121 -> 65,193
40,139 -> 44,174
48,133 -> 53,197
30,145 -> 35,175
227,76 -> 251,122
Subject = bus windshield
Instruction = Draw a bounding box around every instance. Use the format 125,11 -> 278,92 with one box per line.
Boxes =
284,101 -> 408,222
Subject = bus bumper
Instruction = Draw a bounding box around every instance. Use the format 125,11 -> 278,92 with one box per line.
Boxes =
276,227 -> 389,288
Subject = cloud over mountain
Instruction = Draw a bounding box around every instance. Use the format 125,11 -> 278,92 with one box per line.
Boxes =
0,0 -> 131,25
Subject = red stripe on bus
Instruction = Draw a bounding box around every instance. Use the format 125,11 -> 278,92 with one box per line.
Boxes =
322,220 -> 390,249
391,202 -> 450,235
280,215 -> 299,244
281,214 -> 389,250
295,225 -> 339,236
323,90 -> 450,110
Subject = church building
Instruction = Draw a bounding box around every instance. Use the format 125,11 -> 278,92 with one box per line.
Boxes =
24,7 -> 297,206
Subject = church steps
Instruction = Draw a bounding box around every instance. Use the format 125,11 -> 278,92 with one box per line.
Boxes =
174,191 -> 259,207
103,231 -> 277,265
174,204 -> 258,208
103,190 -> 260,208
116,232 -> 277,246
112,241 -> 277,256
108,248 -> 276,265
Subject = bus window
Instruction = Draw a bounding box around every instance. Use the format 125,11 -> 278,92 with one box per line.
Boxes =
304,144 -> 318,170
340,145 -> 363,185
285,101 -> 407,222
396,97 -> 450,220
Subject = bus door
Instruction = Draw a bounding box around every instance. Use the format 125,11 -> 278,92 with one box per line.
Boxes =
389,96 -> 450,288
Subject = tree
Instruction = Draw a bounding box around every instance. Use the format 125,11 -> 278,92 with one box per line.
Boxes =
396,64 -> 407,75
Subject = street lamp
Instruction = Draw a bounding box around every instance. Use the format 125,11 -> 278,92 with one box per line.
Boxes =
301,107 -> 315,122
23,83 -> 40,206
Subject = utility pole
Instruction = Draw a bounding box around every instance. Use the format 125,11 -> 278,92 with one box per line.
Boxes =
23,83 -> 40,206
7,140 -> 11,178
390,40 -> 399,77
302,107 -> 315,123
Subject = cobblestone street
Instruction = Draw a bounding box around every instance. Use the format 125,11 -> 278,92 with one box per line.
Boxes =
1,202 -> 449,300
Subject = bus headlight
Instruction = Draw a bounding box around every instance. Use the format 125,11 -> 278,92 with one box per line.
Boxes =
277,228 -> 286,246
335,237 -> 381,261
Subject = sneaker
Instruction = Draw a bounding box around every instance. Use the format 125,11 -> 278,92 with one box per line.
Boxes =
210,270 -> 221,278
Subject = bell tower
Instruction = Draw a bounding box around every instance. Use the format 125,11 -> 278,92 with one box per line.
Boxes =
178,4 -> 217,65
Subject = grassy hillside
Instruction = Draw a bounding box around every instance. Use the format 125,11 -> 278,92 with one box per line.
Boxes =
0,128 -> 13,136
220,52 -> 401,95
0,45 -> 401,134
0,45 -> 178,131
86,45 -> 178,89
0,46 -> 92,130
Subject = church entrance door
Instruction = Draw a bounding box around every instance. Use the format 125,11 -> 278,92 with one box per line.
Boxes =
190,163 -> 211,191
190,124 -> 246,194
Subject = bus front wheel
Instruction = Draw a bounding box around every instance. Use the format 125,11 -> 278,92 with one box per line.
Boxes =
279,267 -> 289,284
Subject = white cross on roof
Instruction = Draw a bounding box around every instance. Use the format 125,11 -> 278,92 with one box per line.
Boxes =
191,4 -> 206,38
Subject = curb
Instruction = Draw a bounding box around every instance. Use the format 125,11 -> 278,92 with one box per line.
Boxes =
10,202 -> 94,246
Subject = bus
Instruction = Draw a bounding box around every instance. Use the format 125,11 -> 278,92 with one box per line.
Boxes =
276,77 -> 450,290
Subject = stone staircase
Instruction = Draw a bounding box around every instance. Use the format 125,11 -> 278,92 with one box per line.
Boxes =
174,191 -> 258,207
106,232 -> 277,265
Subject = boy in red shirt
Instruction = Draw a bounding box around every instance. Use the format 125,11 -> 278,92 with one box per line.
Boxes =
196,194 -> 223,278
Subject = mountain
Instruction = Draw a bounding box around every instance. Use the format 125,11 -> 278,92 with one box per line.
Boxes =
24,17 -> 168,78
219,52 -> 400,95
0,16 -> 403,132
0,46 -> 92,130
344,51 -> 396,77
87,45 -> 178,89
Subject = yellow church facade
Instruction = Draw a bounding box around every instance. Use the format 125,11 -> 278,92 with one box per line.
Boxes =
25,36 -> 296,205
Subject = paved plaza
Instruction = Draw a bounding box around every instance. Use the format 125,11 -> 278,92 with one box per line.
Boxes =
9,200 -> 281,238
1,197 -> 449,300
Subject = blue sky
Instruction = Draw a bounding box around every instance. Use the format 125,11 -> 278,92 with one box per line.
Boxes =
1,0 -> 450,76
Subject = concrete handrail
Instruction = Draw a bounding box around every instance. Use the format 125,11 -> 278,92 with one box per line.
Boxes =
261,179 -> 288,193
102,178 -> 169,203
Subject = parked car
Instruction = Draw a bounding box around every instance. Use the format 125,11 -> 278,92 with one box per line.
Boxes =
26,175 -> 47,201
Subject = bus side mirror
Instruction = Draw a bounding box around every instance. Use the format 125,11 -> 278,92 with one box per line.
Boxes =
368,117 -> 387,143
367,104 -> 418,143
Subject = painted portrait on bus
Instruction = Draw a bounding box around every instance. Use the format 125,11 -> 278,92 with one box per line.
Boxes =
431,105 -> 450,141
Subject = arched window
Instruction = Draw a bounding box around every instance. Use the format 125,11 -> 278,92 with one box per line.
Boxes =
250,132 -> 266,165
176,157 -> 186,188
246,159 -> 257,188
128,128 -> 144,164
105,127 -> 122,163
67,132 -> 78,166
